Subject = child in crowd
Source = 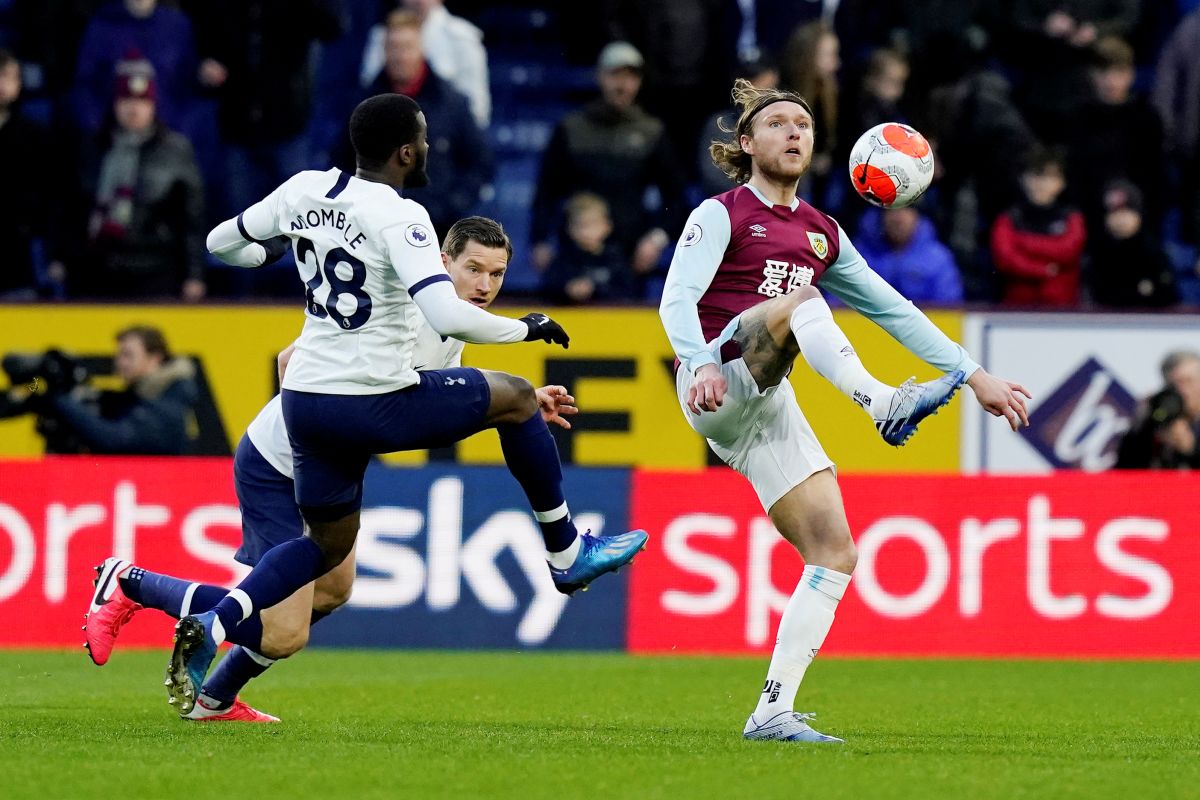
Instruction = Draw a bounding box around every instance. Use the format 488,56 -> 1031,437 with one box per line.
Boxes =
1089,180 -> 1177,307
542,192 -> 634,304
990,146 -> 1086,306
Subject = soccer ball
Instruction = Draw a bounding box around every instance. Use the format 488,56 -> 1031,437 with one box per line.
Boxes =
848,123 -> 934,208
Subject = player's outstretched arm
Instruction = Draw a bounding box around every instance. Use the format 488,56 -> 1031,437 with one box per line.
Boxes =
409,279 -> 569,347
966,368 -> 1031,431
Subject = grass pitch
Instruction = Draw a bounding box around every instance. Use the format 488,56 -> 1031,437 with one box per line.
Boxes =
1,650 -> 1197,800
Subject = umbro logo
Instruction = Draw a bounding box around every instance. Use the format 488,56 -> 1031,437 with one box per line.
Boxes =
749,224 -> 767,238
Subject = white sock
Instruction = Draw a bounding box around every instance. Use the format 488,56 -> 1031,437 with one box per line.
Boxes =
546,535 -> 582,570
790,298 -> 894,418
751,565 -> 851,722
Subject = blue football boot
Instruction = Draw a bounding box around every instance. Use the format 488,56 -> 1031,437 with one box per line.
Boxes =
743,711 -> 844,743
164,611 -> 220,715
550,530 -> 649,596
875,369 -> 966,447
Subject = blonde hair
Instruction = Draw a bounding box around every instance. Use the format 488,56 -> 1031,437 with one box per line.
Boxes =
708,78 -> 814,185
385,9 -> 422,32
565,191 -> 610,223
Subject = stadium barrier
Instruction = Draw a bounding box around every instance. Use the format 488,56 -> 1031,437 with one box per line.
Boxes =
1,458 -> 1197,657
0,305 -> 961,472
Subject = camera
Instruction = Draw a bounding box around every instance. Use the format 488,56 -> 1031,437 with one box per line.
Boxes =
1146,386 -> 1185,429
1,350 -> 95,453
2,350 -> 90,395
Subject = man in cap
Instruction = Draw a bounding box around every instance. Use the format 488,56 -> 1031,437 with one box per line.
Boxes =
530,41 -> 686,298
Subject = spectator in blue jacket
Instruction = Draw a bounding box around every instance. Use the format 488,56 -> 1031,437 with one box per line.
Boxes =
853,205 -> 964,304
339,9 -> 490,237
72,0 -> 198,135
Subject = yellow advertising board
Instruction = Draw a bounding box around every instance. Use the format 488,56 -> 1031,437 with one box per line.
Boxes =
0,305 -> 962,471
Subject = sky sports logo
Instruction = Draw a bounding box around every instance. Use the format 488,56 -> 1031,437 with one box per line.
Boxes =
0,460 -> 629,651
626,471 -> 1199,658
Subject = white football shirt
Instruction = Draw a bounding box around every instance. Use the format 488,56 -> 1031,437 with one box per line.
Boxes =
231,168 -> 524,395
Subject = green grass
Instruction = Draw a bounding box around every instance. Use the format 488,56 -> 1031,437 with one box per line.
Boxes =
1,651 -> 1197,800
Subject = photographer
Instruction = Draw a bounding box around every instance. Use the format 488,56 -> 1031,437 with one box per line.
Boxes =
1116,351 -> 1200,469
0,326 -> 198,455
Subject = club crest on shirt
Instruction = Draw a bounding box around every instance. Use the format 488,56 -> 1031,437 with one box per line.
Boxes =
406,223 -> 433,247
681,223 -> 703,247
806,231 -> 829,259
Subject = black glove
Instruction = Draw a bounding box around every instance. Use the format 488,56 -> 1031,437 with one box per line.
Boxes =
262,235 -> 293,264
520,313 -> 570,349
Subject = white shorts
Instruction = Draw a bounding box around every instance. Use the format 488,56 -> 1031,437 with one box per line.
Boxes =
675,321 -> 834,511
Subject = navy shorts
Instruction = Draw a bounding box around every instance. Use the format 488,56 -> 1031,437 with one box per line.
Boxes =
232,433 -> 304,567
282,367 -> 491,520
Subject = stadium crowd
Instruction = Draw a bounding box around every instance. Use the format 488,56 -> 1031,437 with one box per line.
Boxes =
1,0 -> 1199,308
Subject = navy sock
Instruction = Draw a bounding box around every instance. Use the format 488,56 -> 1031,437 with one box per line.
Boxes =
120,568 -> 194,616
212,537 -> 325,635
121,572 -> 266,650
498,412 -> 578,552
200,646 -> 272,707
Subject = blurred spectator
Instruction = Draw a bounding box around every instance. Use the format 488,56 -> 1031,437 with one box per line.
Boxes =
12,0 -> 105,119
748,0 -> 825,65
1153,7 -> 1200,245
339,10 -> 490,237
845,48 -> 909,134
360,0 -> 490,127
921,34 -> 1037,298
854,206 -> 964,304
0,325 -> 198,455
990,146 -> 1086,307
696,57 -> 780,198
605,0 -> 736,165
541,192 -> 634,304
72,0 -> 198,135
1067,36 -> 1168,235
782,19 -> 841,203
1004,0 -> 1140,141
1088,180 -> 1178,308
185,0 -> 344,217
530,41 -> 685,287
71,59 -> 206,302
836,47 -> 910,218
1116,350 -> 1200,469
0,49 -> 51,300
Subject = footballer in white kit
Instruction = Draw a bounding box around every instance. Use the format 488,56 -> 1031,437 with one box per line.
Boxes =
158,95 -> 646,716
84,216 -> 584,722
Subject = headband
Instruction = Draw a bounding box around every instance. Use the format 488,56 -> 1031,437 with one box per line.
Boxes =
738,92 -> 814,135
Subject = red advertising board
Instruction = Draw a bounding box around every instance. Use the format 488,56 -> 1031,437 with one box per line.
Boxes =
628,469 -> 1200,658
0,457 -> 244,647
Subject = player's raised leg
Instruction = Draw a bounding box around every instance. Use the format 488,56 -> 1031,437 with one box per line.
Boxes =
84,558 -> 264,666
742,469 -> 854,743
735,285 -> 965,446
484,369 -> 648,595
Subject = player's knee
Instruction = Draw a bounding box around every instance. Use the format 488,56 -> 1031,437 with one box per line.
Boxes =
261,623 -> 310,660
489,372 -> 537,420
839,539 -> 859,575
314,581 -> 353,613
306,524 -> 357,572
